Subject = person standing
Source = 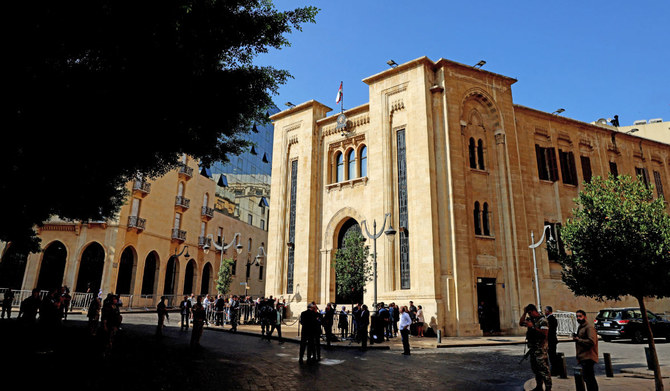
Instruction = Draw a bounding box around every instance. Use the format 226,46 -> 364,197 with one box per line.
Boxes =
19,289 -> 41,322
156,296 -> 169,337
312,303 -> 322,360
61,286 -> 72,321
299,303 -> 315,364
399,305 -> 412,355
1,289 -> 15,319
101,295 -> 122,351
267,302 -> 283,343
338,306 -> 349,339
387,303 -> 396,338
574,309 -> 598,391
392,303 -> 400,337
323,303 -> 335,347
215,294 -> 225,326
87,296 -> 101,336
179,295 -> 192,331
520,304 -> 551,391
352,303 -> 361,341
545,306 -> 559,376
416,305 -> 425,337
358,304 -> 370,351
229,295 -> 240,332
190,296 -> 207,347
409,301 -> 418,322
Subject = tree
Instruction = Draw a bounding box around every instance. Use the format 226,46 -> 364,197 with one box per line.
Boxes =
559,175 -> 670,391
3,0 -> 318,253
333,230 -> 372,305
216,258 -> 236,296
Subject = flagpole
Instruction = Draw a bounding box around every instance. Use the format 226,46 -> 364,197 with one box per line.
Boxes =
340,81 -> 343,113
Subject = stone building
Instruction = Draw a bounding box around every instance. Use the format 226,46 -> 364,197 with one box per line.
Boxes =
265,56 -> 670,336
0,155 -> 268,306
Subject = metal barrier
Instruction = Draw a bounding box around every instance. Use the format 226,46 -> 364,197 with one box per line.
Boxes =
0,288 -> 50,307
70,292 -> 94,310
555,310 -> 578,336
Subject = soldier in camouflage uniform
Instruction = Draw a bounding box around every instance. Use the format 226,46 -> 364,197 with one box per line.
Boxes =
520,304 -> 552,391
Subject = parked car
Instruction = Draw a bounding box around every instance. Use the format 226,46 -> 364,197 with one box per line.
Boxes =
594,307 -> 670,343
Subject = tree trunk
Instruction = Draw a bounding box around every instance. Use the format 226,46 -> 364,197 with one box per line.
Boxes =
638,296 -> 664,391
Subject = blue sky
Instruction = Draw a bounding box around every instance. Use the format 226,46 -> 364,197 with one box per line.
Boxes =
256,1 -> 669,126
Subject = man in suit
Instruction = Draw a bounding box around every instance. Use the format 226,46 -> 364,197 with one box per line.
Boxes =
299,303 -> 316,363
359,304 -> 370,351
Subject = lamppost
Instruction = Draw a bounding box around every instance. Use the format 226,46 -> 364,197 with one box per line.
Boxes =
168,245 -> 190,302
528,225 -> 553,312
361,213 -> 397,310
204,232 -> 243,267
244,244 -> 266,293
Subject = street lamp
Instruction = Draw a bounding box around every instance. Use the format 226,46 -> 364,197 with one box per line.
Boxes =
244,244 -> 266,293
528,225 -> 554,312
204,232 -> 243,268
361,213 -> 397,310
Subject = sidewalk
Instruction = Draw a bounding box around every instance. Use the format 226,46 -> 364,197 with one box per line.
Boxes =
523,366 -> 669,390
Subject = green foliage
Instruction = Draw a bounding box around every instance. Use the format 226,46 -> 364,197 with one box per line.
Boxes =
559,175 -> 670,301
3,0 -> 318,253
216,258 -> 235,296
333,230 -> 372,304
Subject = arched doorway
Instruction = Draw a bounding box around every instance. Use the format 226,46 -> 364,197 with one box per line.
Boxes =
183,259 -> 196,295
335,218 -> 364,304
163,256 -> 179,295
36,241 -> 67,292
116,247 -> 135,295
0,245 -> 28,289
75,242 -> 105,293
141,252 -> 159,295
201,262 -> 213,295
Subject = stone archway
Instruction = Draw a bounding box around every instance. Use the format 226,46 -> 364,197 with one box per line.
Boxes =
201,262 -> 213,295
75,242 -> 105,294
183,259 -> 197,295
141,251 -> 159,296
116,246 -> 136,295
36,241 -> 67,292
334,217 -> 363,304
163,256 -> 180,295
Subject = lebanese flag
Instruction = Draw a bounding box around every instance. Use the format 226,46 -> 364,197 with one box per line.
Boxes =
335,81 -> 343,104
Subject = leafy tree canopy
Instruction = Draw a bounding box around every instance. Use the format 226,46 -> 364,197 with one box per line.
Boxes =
334,229 -> 371,304
3,0 -> 318,252
216,258 -> 236,296
559,175 -> 670,301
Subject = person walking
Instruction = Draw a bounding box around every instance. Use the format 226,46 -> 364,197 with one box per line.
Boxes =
1,289 -> 15,319
267,302 -> 283,343
358,304 -> 370,351
545,306 -> 559,376
101,295 -> 122,352
574,309 -> 598,391
190,296 -> 207,347
416,305 -> 425,337
156,296 -> 169,337
179,295 -> 191,331
520,304 -> 551,391
18,289 -> 41,322
61,286 -> 72,321
399,305 -> 412,355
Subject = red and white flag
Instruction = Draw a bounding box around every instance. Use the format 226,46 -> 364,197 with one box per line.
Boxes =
335,81 -> 343,104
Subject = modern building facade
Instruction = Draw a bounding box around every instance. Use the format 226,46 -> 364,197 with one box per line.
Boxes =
265,56 -> 670,336
0,155 -> 269,305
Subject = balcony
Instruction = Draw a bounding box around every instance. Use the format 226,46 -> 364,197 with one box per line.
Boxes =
198,236 -> 212,249
171,228 -> 186,242
178,163 -> 194,179
175,196 -> 190,211
132,179 -> 151,196
127,216 -> 146,231
201,206 -> 214,220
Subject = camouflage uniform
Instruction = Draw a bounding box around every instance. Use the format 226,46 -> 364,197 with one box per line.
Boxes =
526,315 -> 552,390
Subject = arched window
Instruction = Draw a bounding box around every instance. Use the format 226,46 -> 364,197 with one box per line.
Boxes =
177,182 -> 185,197
469,138 -> 477,169
336,152 -> 344,182
477,139 -> 485,170
482,202 -> 490,236
474,201 -> 482,235
359,146 -> 367,177
347,149 -> 356,180
203,193 -> 209,207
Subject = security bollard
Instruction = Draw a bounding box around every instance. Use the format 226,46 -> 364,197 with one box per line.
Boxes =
437,330 -> 442,343
604,353 -> 614,377
557,352 -> 568,379
574,367 -> 586,391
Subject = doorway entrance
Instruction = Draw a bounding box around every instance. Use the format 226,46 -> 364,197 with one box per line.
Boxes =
476,277 -> 500,334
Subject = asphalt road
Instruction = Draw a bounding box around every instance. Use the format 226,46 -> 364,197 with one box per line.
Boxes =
1,313 -> 668,391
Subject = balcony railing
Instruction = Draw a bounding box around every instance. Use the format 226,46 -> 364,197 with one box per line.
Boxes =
198,236 -> 212,248
201,206 -> 214,219
178,163 -> 194,179
127,216 -> 146,231
171,228 -> 186,241
175,196 -> 190,209
132,179 -> 151,195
